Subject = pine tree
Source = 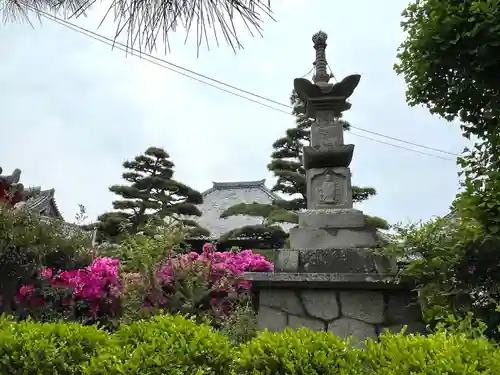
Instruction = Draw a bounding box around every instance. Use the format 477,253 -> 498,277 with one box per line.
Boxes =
218,202 -> 295,248
96,147 -> 208,242
220,91 -> 389,243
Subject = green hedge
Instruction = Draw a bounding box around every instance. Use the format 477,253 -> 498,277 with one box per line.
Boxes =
0,315 -> 499,374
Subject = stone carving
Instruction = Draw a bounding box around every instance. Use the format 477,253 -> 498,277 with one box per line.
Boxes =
312,121 -> 343,148
0,168 -> 21,185
317,173 -> 339,204
308,168 -> 351,209
0,167 -> 40,207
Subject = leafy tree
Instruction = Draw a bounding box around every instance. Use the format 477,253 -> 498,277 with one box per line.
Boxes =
96,146 -> 208,242
395,0 -> 500,234
4,0 -> 273,54
220,91 -> 389,243
393,0 -> 500,338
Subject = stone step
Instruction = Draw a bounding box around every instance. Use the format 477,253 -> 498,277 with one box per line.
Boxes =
289,227 -> 377,250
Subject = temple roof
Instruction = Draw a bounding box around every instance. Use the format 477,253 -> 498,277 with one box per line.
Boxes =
195,179 -> 286,239
25,188 -> 63,219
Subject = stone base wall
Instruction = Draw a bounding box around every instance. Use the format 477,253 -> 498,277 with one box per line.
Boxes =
256,288 -> 425,343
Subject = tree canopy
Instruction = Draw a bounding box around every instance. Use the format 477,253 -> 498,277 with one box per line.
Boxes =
3,0 -> 273,54
391,0 -> 500,339
395,0 -> 500,234
96,146 -> 208,242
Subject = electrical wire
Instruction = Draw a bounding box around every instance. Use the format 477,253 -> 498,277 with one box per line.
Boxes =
21,5 -> 459,161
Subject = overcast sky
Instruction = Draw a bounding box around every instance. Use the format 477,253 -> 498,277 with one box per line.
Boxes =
0,0 -> 469,226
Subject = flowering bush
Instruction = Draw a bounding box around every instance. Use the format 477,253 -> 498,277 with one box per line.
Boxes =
14,243 -> 273,331
15,257 -> 122,324
140,243 -> 273,325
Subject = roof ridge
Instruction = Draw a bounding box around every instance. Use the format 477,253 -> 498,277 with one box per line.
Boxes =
211,179 -> 266,189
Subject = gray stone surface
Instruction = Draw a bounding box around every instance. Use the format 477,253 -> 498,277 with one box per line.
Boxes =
298,248 -> 392,274
311,117 -> 344,148
288,315 -> 325,331
245,272 -> 404,290
289,227 -> 378,250
257,306 -> 287,331
298,208 -> 365,229
340,291 -> 385,324
301,290 -> 339,320
386,292 -> 422,324
275,249 -> 299,272
328,318 -> 377,343
307,167 -> 353,210
259,290 -> 304,315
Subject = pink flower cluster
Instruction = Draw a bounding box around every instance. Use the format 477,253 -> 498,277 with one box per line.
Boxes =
17,257 -> 122,315
54,257 -> 121,301
157,243 -> 273,290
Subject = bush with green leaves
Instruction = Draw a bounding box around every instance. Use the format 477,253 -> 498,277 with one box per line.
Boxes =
235,328 -> 363,374
0,205 -> 92,314
1,314 -> 500,374
85,314 -> 234,375
363,330 -> 500,374
379,215 -> 500,339
0,316 -> 111,375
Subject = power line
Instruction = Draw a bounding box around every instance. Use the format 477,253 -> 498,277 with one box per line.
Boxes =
24,6 -> 458,161
350,133 -> 453,161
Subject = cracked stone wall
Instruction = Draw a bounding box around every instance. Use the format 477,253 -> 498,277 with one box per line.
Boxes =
256,288 -> 425,343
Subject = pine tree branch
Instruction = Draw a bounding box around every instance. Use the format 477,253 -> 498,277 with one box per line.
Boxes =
220,202 -> 274,219
3,0 -> 274,54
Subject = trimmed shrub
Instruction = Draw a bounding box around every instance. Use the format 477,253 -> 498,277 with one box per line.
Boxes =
85,314 -> 234,375
1,314 -> 500,374
235,328 -> 363,374
0,316 -> 111,375
363,330 -> 500,374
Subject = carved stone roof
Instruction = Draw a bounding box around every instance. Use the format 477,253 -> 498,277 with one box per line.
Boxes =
195,179 -> 289,239
25,188 -> 63,219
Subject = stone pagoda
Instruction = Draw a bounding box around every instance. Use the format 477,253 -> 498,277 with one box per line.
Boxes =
246,31 -> 424,344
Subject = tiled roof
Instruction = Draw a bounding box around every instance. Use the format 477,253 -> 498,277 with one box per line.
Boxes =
25,188 -> 63,219
195,179 -> 293,239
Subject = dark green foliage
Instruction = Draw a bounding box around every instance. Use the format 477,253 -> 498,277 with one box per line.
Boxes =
379,215 -> 500,339
96,147 -> 208,242
219,224 -> 288,249
395,0 -> 500,139
395,0 -> 500,235
0,206 -> 92,313
220,202 -> 297,224
395,0 -> 500,338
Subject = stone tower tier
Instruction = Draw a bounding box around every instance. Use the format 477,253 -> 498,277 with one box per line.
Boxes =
303,144 -> 354,169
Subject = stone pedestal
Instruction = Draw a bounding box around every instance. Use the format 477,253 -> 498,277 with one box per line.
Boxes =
246,272 -> 425,345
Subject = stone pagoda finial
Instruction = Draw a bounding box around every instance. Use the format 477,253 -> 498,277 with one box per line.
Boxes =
293,30 -> 361,117
312,30 -> 330,85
